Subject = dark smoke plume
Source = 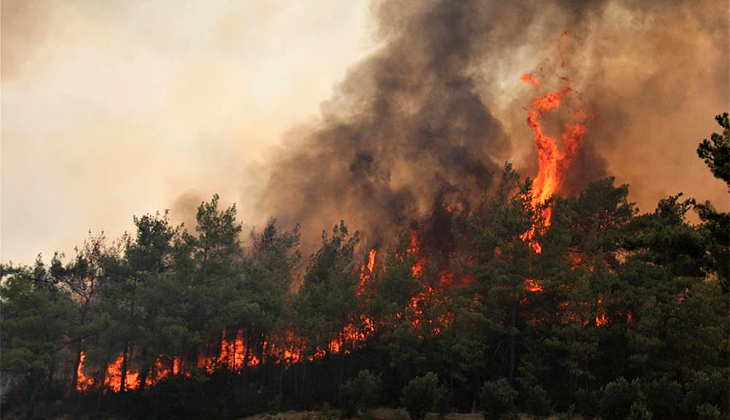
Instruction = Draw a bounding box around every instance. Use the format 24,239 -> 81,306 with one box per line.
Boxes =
256,0 -> 729,255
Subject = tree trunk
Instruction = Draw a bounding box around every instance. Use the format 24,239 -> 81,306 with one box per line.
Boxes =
26,375 -> 40,420
474,363 -> 481,412
95,386 -> 104,415
191,345 -> 199,371
257,333 -> 265,365
300,362 -> 307,403
243,333 -> 251,369
94,354 -> 110,415
338,332 -> 346,385
71,345 -> 83,390
122,280 -> 137,392
262,333 -> 269,365
120,342 -> 129,393
138,347 -> 149,392
508,302 -> 518,384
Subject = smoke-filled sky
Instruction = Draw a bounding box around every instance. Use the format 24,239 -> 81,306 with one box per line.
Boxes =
2,0 -> 728,264
2,0 -> 373,263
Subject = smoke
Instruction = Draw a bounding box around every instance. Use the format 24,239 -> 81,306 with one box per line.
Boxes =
259,0 -> 509,253
254,0 -> 729,255
1,0 -> 371,264
3,0 -> 726,264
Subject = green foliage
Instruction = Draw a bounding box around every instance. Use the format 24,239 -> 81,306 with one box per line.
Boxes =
0,261 -> 75,417
627,401 -> 653,420
599,377 -> 643,420
575,388 -> 599,416
0,263 -> 75,375
480,379 -> 518,420
556,404 -> 577,420
697,112 -> 729,188
695,112 -> 730,291
294,221 -> 360,356
339,369 -> 382,418
643,376 -> 682,420
682,370 -> 729,417
696,403 -> 723,420
518,381 -> 551,416
401,372 -> 451,420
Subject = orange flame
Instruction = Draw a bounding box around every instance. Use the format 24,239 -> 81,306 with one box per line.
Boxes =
103,355 -> 141,392
520,74 -> 540,89
520,32 -> 588,253
358,249 -> 377,295
75,351 -> 94,391
596,297 -> 607,326
408,230 -> 424,278
524,278 -> 544,293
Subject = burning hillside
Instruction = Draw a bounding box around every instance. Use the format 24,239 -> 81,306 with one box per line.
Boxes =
1,1 -> 728,419
69,30 -> 662,393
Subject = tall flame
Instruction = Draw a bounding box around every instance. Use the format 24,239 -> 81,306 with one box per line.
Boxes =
518,32 -> 592,326
75,351 -> 94,391
520,32 -> 588,252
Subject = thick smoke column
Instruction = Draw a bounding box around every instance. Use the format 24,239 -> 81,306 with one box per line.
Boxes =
260,0 -> 512,252
256,0 -> 729,255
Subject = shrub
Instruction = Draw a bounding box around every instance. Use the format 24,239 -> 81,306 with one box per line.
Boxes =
556,404 -> 577,420
575,388 -> 599,416
339,369 -> 382,418
401,372 -> 451,420
696,403 -> 722,420
319,402 -> 337,420
643,376 -> 682,420
683,370 -> 728,417
519,382 -> 551,416
627,401 -> 653,420
480,379 -> 518,420
599,377 -> 643,420
432,384 -> 451,419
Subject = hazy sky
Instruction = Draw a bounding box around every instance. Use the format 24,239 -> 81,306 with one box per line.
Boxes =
2,0 -> 374,263
2,0 -> 728,265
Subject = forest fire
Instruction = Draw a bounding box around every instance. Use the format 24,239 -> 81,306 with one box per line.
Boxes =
73,33 -> 595,392
75,352 -> 184,392
76,248 -> 385,391
5,1 -> 728,419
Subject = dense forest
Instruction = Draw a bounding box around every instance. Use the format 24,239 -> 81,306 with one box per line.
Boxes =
2,114 -> 728,420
